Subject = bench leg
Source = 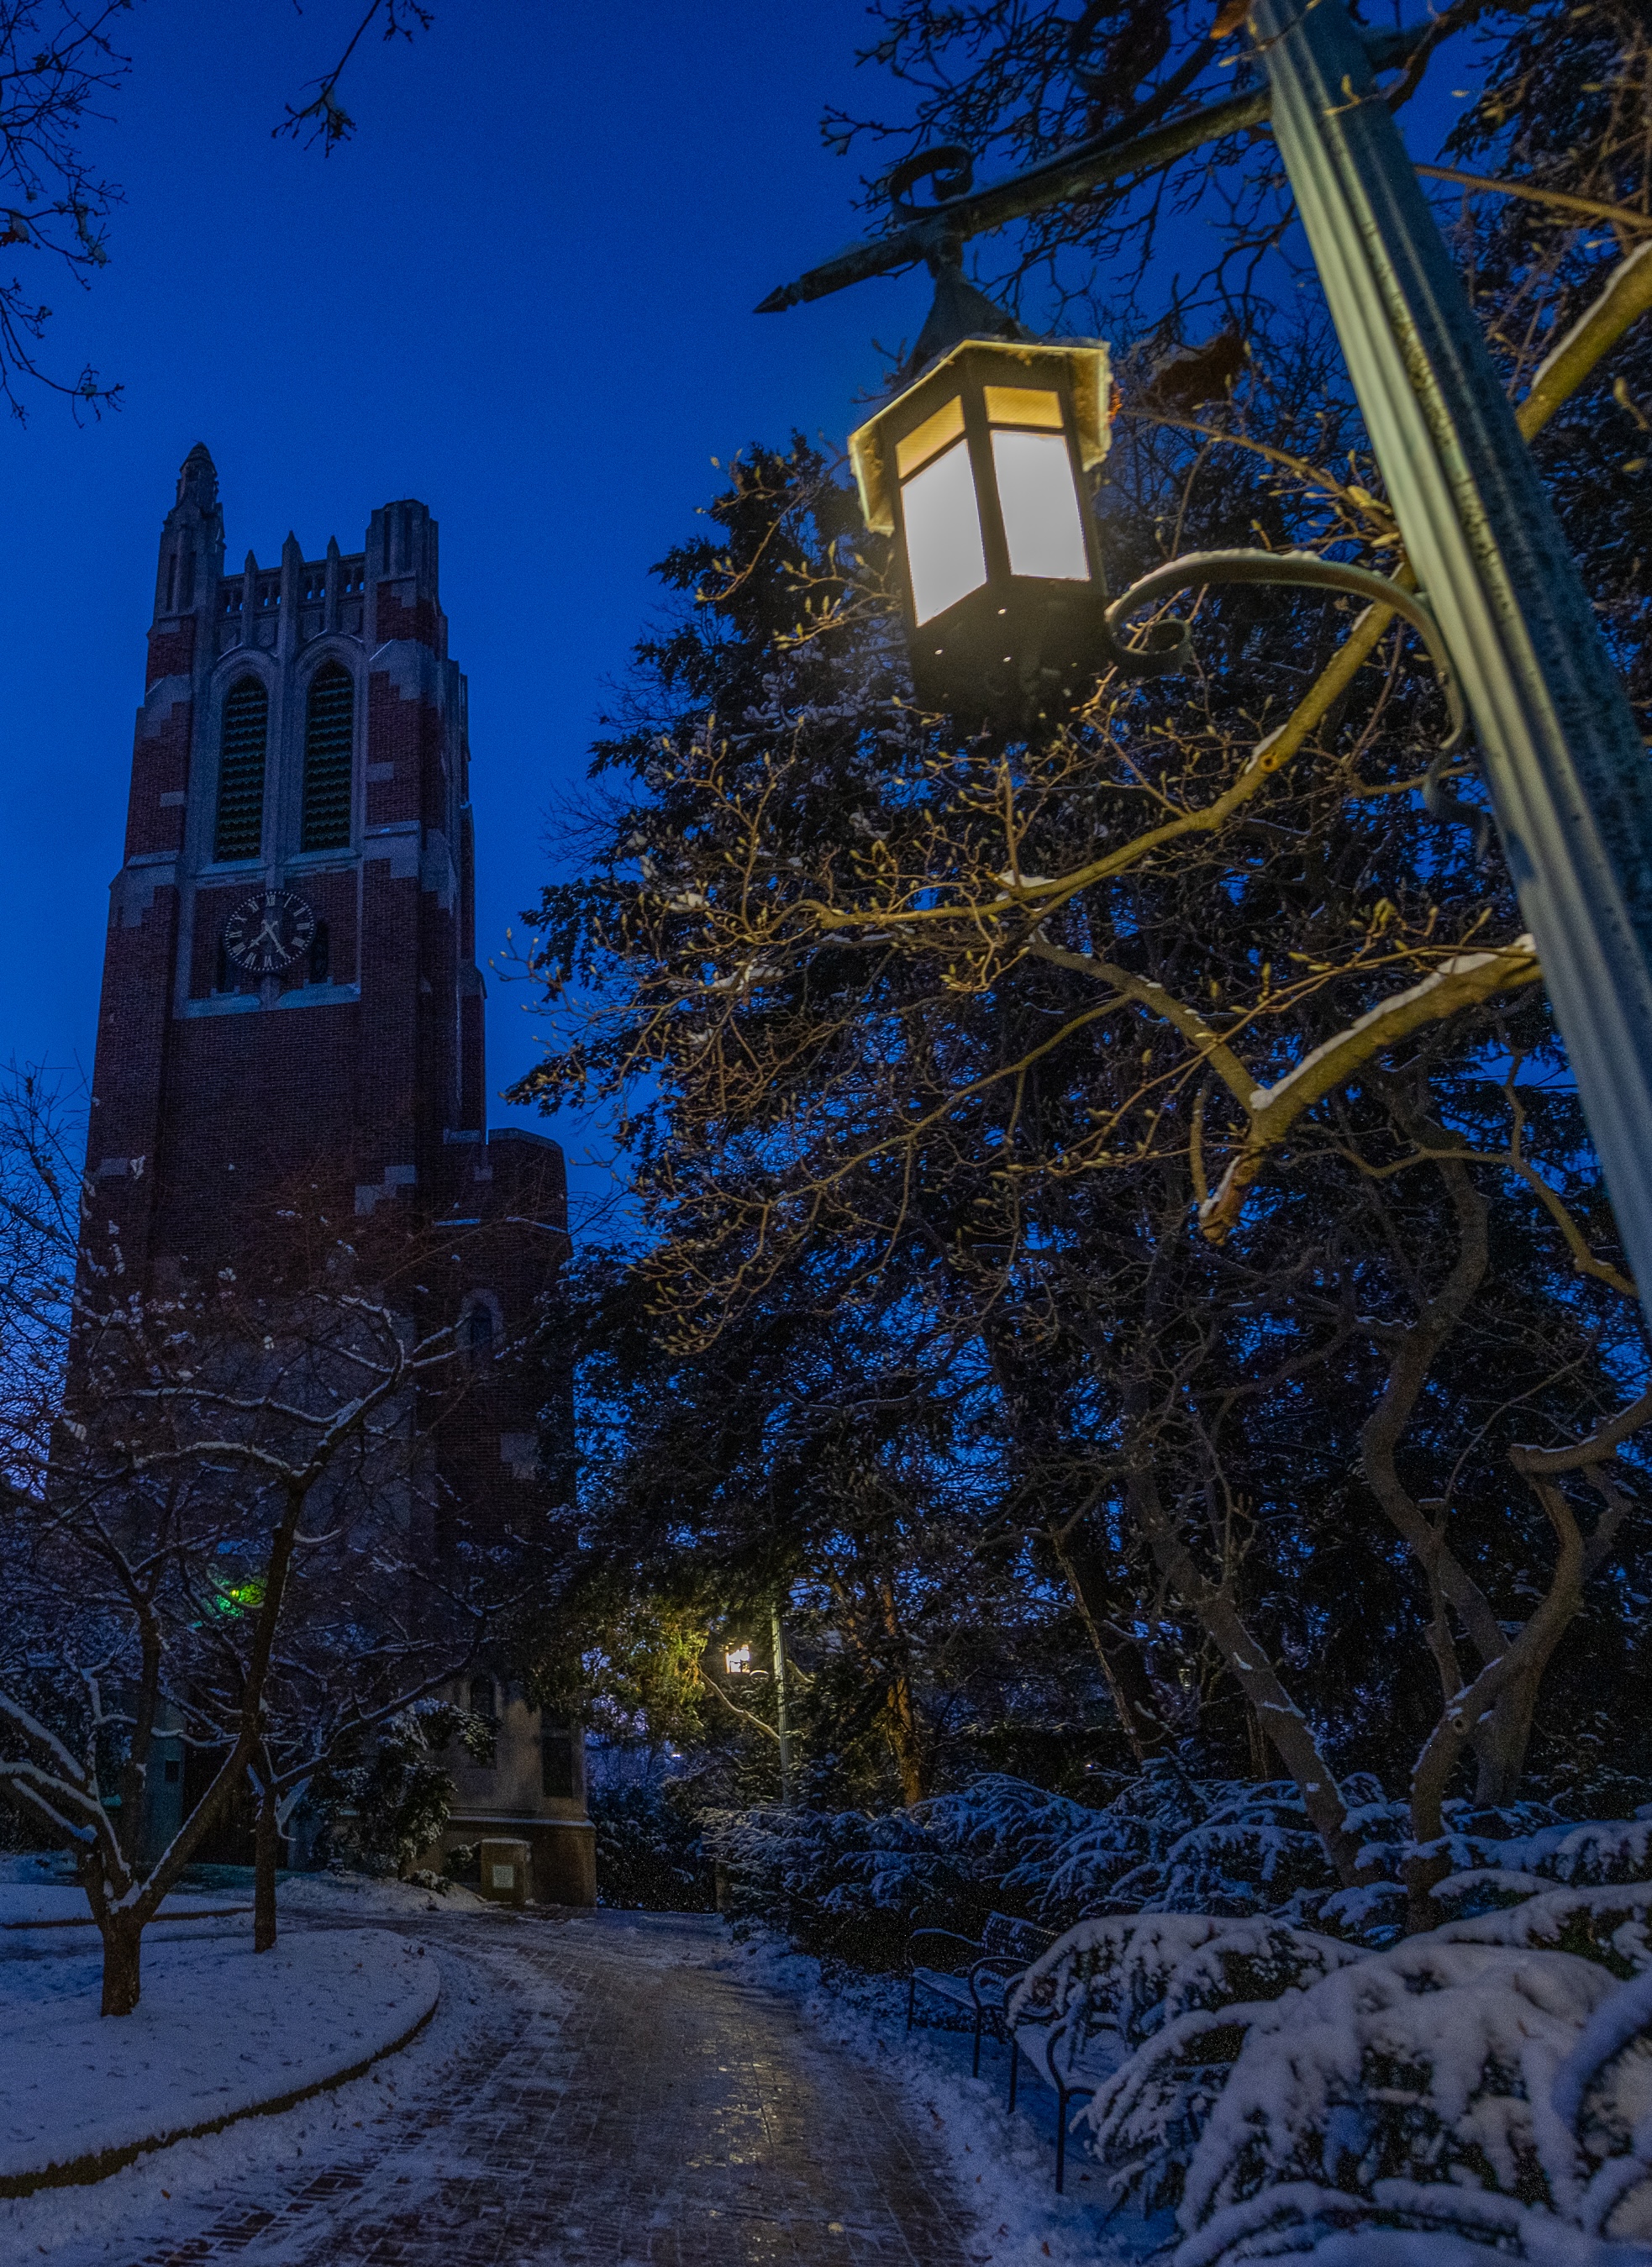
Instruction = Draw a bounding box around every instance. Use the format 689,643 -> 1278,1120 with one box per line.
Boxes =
972,2009 -> 983,2077
1008,2038 -> 1019,2112
906,1974 -> 916,2033
1055,2095 -> 1067,2195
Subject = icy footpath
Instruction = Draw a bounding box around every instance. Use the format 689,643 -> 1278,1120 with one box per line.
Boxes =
0,1925 -> 439,2193
687,1922 -> 1169,2267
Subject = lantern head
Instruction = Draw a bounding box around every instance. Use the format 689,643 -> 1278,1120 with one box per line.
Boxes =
850,335 -> 1114,729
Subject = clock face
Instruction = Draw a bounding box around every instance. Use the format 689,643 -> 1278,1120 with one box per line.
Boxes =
224,889 -> 316,975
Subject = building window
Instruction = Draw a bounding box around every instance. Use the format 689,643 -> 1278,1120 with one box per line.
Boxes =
541,1723 -> 577,1800
308,921 -> 330,986
465,1300 -> 496,1361
214,676 -> 268,860
301,663 -> 354,851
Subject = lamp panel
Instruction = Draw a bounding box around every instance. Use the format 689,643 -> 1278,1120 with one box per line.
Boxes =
897,395 -> 966,479
983,386 -> 1064,430
991,430 -> 1090,582
902,440 -> 988,624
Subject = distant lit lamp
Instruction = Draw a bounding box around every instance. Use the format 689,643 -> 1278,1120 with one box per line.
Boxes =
724,1642 -> 752,1675
850,333 -> 1117,728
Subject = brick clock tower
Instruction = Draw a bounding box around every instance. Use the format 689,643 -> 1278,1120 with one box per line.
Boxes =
86,444 -> 594,1905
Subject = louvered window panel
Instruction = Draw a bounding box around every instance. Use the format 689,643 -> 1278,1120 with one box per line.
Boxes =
214,677 -> 268,860
301,664 -> 354,850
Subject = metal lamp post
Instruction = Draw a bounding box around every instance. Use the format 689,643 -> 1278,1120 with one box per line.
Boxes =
761,0 -> 1652,1323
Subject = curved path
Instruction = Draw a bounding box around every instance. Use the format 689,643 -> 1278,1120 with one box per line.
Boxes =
106,1910 -> 980,2267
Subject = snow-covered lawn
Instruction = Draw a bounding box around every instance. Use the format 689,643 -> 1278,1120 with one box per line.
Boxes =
0,1923 -> 439,2193
274,1868 -> 490,1918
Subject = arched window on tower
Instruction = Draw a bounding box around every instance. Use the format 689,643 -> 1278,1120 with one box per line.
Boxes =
301,662 -> 354,851
214,676 -> 269,861
466,1302 -> 495,1360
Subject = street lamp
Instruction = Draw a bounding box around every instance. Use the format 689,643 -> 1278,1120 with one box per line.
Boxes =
848,288 -> 1461,739
760,0 -> 1652,1328
849,334 -> 1115,726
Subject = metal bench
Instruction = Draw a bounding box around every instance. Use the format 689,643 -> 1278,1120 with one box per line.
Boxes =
904,1912 -> 1056,2076
1007,2009 -> 1123,2193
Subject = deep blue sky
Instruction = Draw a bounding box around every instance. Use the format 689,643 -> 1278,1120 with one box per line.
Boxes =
0,0 -> 929,1216
0,3 -> 1479,1223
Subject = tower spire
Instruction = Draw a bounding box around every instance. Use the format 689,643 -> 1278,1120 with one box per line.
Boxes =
155,444 -> 223,624
175,443 -> 218,513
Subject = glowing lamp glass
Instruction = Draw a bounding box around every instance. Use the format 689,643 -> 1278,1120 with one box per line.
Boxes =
901,439 -> 987,624
991,429 -> 1090,581
725,1643 -> 752,1675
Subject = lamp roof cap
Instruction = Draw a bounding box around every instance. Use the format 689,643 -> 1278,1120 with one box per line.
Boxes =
848,334 -> 1113,536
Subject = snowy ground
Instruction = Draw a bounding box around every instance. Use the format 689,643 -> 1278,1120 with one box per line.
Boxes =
687,1922 -> 1169,2265
0,1873 -> 1153,2264
0,1854 -> 492,1927
0,1916 -> 508,2265
0,1921 -> 439,2192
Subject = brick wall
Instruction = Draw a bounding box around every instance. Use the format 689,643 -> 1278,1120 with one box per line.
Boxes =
84,466 -> 571,1545
145,615 -> 196,688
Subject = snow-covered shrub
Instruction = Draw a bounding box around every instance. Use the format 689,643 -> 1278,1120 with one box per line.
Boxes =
912,1773 -> 1098,1886
1411,1808 -> 1652,1899
1513,1818 -> 1652,1890
1082,2003 -> 1271,2217
1133,1784 -> 1348,1921
313,1704 -> 474,1877
1439,1885 -> 1652,1979
1011,1913 -> 1361,2212
588,1780 -> 715,1911
1171,1938 -> 1652,2260
1039,1777 -> 1395,1931
1039,1802 -> 1166,1917
703,1774 -> 1123,1957
701,1802 -> 985,1963
1314,1880 -> 1409,1945
1014,1911 -> 1360,2054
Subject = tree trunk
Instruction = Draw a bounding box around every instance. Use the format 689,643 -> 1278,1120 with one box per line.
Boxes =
254,1776 -> 280,1953
1127,1460 -> 1375,1888
875,1577 -> 930,1804
99,1910 -> 144,2017
114,1618 -> 166,1867
883,1672 -> 930,1805
1049,1524 -> 1176,1764
1403,1474 -> 1601,1929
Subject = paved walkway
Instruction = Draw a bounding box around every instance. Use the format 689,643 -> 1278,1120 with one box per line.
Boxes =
115,1912 -> 981,2267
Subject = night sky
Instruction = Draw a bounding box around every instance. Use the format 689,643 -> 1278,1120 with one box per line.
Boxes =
0,0 -> 930,1216
0,3 -> 1476,1223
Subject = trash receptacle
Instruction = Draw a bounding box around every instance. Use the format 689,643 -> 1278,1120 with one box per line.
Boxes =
479,1837 -> 531,1907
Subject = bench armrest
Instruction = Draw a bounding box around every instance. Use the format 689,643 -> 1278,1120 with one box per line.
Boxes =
905,1927 -> 982,1975
968,1954 -> 1028,2010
